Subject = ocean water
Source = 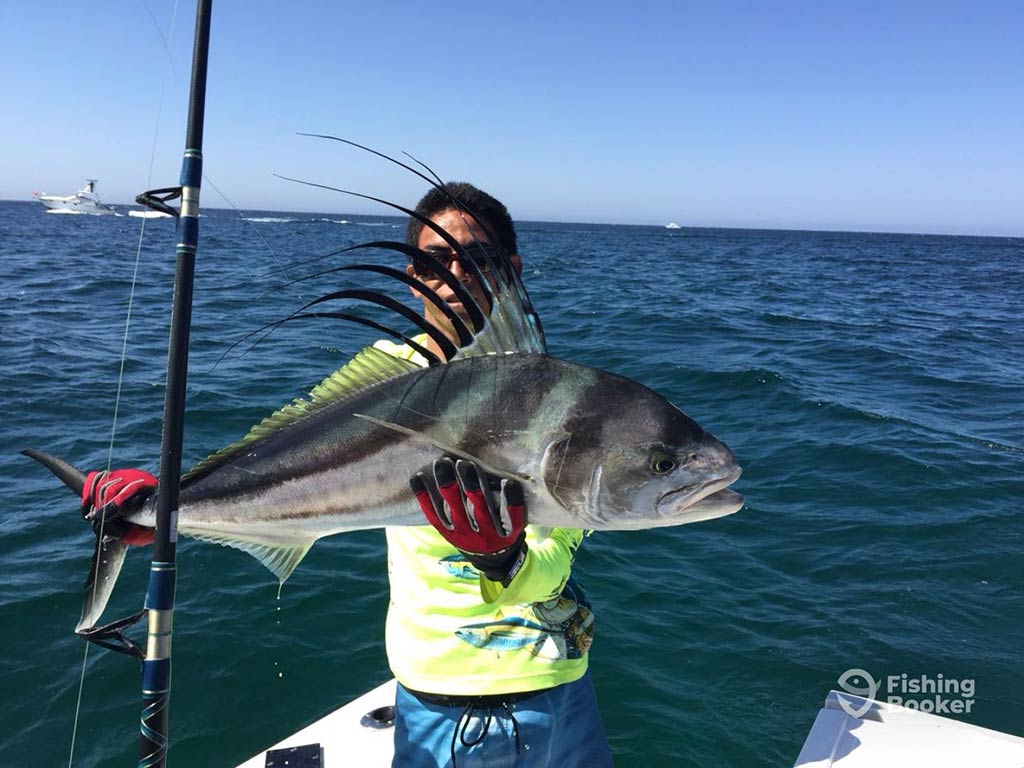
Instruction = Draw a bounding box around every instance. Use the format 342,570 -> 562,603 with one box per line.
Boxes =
1,200 -> 1021,766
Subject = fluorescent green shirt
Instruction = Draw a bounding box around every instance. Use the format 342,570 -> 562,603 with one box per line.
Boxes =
370,337 -> 595,696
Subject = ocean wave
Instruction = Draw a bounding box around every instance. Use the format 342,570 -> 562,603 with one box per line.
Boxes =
671,360 -> 1023,457
785,392 -> 1024,456
242,216 -> 295,223
5,201 -> 1023,768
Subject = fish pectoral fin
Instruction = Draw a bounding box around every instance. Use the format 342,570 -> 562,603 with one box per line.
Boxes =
187,531 -> 315,583
353,413 -> 533,484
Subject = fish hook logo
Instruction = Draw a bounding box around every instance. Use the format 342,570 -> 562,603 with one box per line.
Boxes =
836,668 -> 879,718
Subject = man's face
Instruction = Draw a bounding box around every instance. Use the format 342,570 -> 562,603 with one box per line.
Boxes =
406,208 -> 521,338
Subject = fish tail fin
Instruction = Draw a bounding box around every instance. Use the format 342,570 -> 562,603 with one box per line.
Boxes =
21,448 -> 131,632
20,448 -> 86,495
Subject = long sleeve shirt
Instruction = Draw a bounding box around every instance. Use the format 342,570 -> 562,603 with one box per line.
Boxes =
365,338 -> 596,695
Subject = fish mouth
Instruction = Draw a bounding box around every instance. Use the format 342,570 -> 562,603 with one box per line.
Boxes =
654,468 -> 744,525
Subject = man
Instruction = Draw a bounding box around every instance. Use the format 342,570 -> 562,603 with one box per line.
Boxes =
83,183 -> 613,767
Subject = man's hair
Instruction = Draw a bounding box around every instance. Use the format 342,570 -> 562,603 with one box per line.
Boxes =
406,182 -> 518,255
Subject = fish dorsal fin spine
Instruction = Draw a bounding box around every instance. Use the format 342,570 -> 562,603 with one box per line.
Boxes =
448,275 -> 545,360
183,345 -> 420,482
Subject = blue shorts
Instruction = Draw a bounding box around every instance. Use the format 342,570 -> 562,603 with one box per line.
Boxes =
392,671 -> 613,767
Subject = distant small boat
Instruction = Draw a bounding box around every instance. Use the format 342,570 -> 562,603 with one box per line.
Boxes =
33,180 -> 119,216
665,222 -> 682,230
128,209 -> 174,219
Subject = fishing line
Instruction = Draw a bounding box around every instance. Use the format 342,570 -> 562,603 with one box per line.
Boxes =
67,2 -> 181,766
198,174 -> 347,371
202,168 -> 362,310
202,172 -> 288,271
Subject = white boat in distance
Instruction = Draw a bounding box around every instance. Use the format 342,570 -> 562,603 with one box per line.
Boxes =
33,180 -> 119,215
665,222 -> 682,230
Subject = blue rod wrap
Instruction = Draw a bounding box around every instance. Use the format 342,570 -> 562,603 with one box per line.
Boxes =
143,561 -> 176,611
179,150 -> 203,188
178,217 -> 199,251
142,659 -> 171,695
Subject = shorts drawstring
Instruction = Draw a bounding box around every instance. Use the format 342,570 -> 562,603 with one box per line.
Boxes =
449,699 -> 523,767
502,700 -> 522,755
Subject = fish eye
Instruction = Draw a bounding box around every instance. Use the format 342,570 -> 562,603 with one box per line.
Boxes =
650,453 -> 677,474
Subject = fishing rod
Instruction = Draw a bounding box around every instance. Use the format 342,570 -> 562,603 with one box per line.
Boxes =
135,0 -> 212,765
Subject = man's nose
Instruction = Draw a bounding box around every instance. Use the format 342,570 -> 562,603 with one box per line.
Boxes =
448,256 -> 471,282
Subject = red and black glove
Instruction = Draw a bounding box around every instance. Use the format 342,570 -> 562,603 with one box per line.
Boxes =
81,468 -> 158,545
410,458 -> 527,586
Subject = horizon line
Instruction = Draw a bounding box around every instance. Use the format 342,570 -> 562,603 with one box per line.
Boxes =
3,198 -> 1021,240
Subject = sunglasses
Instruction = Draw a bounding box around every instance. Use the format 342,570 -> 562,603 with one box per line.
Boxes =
411,242 -> 504,279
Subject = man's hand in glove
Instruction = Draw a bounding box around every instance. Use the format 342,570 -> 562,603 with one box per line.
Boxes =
410,458 -> 527,587
81,468 -> 158,545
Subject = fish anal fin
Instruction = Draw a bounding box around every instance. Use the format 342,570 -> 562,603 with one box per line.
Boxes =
353,412 -> 533,485
186,531 -> 314,583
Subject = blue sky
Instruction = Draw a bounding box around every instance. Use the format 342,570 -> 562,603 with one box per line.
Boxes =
3,1 -> 1021,235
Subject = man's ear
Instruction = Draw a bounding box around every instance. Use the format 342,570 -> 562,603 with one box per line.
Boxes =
510,253 -> 523,275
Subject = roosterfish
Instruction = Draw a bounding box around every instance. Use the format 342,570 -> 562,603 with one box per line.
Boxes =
25,175 -> 743,634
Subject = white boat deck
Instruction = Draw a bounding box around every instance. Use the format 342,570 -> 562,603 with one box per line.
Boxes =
238,683 -> 1024,767
794,690 -> 1024,767
237,679 -> 397,767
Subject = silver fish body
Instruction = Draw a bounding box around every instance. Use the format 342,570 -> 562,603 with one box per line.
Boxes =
25,170 -> 744,635
140,352 -> 741,546
28,352 -> 742,632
